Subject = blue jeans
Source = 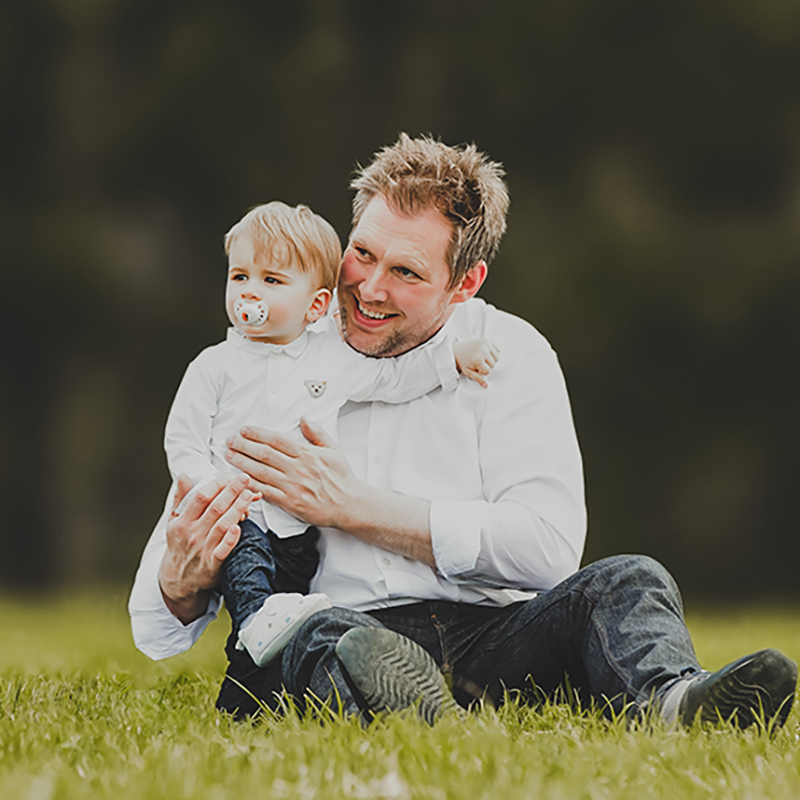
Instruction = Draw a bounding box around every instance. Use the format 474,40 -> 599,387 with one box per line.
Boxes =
216,554 -> 701,719
219,519 -> 321,634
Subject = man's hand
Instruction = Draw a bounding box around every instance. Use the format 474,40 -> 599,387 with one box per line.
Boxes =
158,473 -> 258,625
226,419 -> 436,566
454,338 -> 500,388
225,419 -> 358,530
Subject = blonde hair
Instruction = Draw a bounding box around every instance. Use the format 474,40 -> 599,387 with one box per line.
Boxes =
224,202 -> 342,292
351,134 -> 509,288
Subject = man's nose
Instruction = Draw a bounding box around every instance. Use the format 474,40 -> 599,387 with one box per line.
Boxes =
358,267 -> 389,303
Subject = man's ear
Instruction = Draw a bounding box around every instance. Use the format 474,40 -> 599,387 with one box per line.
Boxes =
449,261 -> 488,305
306,288 -> 332,323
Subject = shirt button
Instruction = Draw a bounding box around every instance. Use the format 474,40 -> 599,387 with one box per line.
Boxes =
270,386 -> 278,394
382,557 -> 391,566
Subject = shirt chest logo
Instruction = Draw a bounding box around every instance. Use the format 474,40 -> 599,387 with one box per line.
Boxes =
304,379 -> 327,398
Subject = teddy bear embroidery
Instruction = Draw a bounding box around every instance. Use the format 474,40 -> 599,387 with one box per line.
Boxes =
304,379 -> 327,398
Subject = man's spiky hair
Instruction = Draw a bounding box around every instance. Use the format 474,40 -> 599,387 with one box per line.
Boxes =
351,134 -> 509,288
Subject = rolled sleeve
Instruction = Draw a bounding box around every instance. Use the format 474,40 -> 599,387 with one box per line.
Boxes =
431,336 -> 460,393
430,307 -> 586,593
429,499 -> 484,578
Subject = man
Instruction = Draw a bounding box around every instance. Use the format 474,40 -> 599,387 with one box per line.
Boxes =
130,134 -> 797,728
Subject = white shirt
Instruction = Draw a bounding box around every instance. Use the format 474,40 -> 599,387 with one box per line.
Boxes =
164,317 -> 458,536
129,299 -> 586,660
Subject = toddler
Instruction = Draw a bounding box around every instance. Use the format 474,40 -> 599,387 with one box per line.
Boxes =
164,202 -> 498,667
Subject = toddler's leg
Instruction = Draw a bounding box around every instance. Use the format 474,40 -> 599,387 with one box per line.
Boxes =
219,519 -> 277,634
223,523 -> 331,667
268,526 -> 322,594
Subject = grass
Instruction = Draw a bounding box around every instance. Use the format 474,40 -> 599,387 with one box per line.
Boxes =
1,591 -> 799,799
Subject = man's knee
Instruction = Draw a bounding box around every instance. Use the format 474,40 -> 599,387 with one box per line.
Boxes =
283,606 -> 382,667
277,607 -> 383,715
591,554 -> 682,601
299,606 -> 381,638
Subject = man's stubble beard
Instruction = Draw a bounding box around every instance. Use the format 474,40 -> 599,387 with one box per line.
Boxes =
339,301 -> 449,358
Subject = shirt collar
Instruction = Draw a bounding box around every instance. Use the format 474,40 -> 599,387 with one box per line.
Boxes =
226,326 -> 311,358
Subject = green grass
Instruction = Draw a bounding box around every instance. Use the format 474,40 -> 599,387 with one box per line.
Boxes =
1,591 -> 799,799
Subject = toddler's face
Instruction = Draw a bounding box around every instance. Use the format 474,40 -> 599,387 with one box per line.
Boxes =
225,232 -> 329,344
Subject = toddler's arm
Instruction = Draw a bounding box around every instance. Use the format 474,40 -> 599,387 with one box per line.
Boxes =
454,338 -> 501,389
346,334 -> 501,405
346,333 -> 460,404
164,353 -> 222,486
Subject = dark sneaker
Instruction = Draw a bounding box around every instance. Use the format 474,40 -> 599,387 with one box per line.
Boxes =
678,649 -> 797,729
335,627 -> 458,724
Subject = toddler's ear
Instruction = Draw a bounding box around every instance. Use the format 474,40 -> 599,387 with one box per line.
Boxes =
306,288 -> 332,323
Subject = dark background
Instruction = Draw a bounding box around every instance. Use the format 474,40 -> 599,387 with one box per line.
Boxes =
2,0 -> 798,601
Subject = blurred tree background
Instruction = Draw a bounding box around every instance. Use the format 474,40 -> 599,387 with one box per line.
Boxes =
1,0 -> 798,600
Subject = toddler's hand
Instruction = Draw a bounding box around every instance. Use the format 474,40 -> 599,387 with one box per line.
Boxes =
454,338 -> 500,388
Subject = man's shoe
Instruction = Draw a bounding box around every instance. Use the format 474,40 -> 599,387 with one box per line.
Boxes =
665,649 -> 797,729
236,592 -> 333,667
335,627 -> 458,724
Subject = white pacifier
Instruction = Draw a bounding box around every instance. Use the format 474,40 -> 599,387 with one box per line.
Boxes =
234,298 -> 269,326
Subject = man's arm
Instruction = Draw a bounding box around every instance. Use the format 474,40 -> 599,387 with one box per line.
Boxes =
129,474 -> 257,659
158,474 -> 258,622
225,312 -> 585,592
226,419 -> 436,565
429,330 -> 586,590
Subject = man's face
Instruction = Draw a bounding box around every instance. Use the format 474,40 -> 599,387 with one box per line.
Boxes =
338,195 -> 460,357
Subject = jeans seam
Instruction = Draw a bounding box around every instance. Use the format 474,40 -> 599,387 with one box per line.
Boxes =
429,612 -> 451,673
581,584 -> 636,699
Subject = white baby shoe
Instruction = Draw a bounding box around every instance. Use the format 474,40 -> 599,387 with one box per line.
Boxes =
236,593 -> 333,666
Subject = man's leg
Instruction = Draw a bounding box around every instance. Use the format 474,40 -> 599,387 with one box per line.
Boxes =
216,607 -> 383,719
438,555 -> 698,715
216,604 -> 453,721
428,555 -> 795,726
218,555 -> 796,726
218,555 -> 695,720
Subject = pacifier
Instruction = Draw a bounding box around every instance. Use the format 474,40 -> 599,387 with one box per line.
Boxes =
234,298 -> 269,326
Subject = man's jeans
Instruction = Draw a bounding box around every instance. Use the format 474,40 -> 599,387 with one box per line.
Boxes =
216,555 -> 701,719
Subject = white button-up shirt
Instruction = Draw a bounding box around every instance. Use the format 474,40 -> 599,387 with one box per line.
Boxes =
129,298 -> 586,660
164,318 -> 458,537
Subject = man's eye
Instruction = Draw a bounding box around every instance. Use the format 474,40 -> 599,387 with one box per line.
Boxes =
354,247 -> 370,258
396,267 -> 420,280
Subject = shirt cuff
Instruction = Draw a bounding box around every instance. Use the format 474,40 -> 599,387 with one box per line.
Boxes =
130,565 -> 221,660
429,499 -> 484,578
432,337 -> 460,393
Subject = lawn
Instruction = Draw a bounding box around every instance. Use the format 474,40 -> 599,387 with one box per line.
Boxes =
1,590 -> 799,799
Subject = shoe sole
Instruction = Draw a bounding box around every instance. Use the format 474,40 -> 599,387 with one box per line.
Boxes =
683,648 -> 798,729
335,627 -> 457,724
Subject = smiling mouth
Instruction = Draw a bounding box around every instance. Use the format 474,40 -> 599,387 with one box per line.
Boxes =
354,296 -> 396,321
